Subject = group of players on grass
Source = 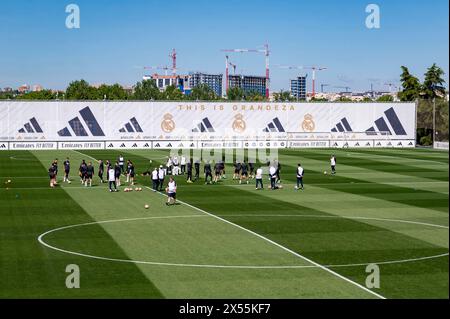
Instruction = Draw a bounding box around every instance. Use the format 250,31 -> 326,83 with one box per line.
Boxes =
48,153 -> 337,204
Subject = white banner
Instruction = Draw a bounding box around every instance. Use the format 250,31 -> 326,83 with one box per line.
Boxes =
288,140 -> 330,148
58,141 -> 105,149
10,141 -> 57,150
0,101 -> 416,142
434,141 -> 449,150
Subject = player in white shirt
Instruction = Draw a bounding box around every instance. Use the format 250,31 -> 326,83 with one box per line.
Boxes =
107,166 -> 117,192
255,167 -> 264,190
158,165 -> 165,191
172,156 -> 179,175
296,163 -> 304,190
269,165 -> 277,190
151,168 -> 159,191
165,177 -> 177,205
180,155 -> 186,175
330,155 -> 337,175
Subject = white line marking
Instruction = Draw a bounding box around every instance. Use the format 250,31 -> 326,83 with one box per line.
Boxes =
56,149 -> 445,299
38,215 -> 449,270
144,186 -> 386,299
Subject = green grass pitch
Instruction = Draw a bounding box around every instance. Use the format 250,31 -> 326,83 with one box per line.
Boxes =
0,148 -> 448,299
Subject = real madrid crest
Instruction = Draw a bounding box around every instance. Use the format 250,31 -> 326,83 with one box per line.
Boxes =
161,113 -> 175,133
232,113 -> 246,133
301,113 -> 315,132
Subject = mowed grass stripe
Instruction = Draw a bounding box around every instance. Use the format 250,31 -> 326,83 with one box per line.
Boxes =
123,149 -> 448,298
279,150 -> 448,213
283,149 -> 448,182
348,148 -> 449,165
341,149 -> 448,172
0,151 -> 164,298
35,149 -> 379,299
176,183 -> 448,298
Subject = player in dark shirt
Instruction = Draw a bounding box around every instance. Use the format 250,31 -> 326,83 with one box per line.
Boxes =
79,160 -> 87,185
48,163 -> 56,188
63,157 -> 70,183
233,161 -> 242,180
248,160 -> 255,179
213,162 -> 221,183
98,160 -> 104,183
194,159 -> 200,181
204,162 -> 213,185
276,161 -> 281,183
219,160 -> 226,180
240,161 -> 249,184
52,159 -> 59,184
85,162 -> 94,187
186,160 -> 193,183
114,162 -> 122,187
128,161 -> 135,186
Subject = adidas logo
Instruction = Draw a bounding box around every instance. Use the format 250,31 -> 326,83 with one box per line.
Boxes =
119,117 -> 143,133
408,142 -> 413,146
107,143 -> 114,148
0,144 -> 6,148
331,117 -> 353,133
192,118 -> 215,133
132,143 -> 138,148
397,142 -> 403,146
366,142 -> 371,146
58,107 -> 105,137
18,117 -> 43,134
263,117 -> 285,133
366,107 -> 407,136
355,142 -> 360,146
143,143 -> 150,148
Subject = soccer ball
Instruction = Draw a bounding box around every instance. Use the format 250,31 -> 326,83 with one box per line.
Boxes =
294,186 -> 298,190
68,181 -> 71,184
144,204 -> 149,209
324,171 -> 327,175
7,179 -> 11,183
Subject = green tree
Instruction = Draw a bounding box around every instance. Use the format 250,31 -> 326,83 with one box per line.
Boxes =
376,94 -> 394,102
97,84 -> 129,100
245,90 -> 266,101
132,80 -> 160,100
398,66 -> 421,101
422,63 -> 446,100
17,90 -> 58,100
188,83 -> 218,101
65,80 -> 100,100
160,85 -> 184,100
226,87 -> 244,101
273,90 -> 294,102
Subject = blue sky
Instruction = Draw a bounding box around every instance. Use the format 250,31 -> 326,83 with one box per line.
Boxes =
0,0 -> 448,92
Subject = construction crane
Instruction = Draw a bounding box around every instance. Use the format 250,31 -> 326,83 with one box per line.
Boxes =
169,49 -> 177,76
334,86 -> 351,93
224,55 -> 237,93
302,66 -> 327,98
384,82 -> 398,92
142,66 -> 173,76
229,60 -> 237,75
276,65 -> 327,97
221,44 -> 270,98
321,84 -> 330,93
